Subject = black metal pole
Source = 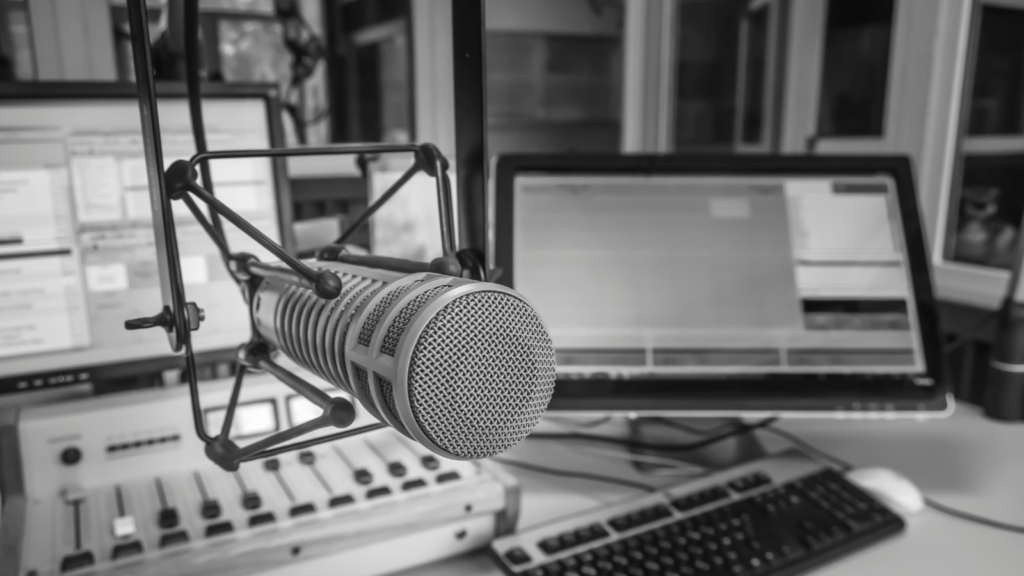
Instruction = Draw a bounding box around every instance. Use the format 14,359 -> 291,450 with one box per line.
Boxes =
451,0 -> 489,258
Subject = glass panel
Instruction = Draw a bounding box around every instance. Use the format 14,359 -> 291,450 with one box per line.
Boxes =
485,33 -> 622,155
674,0 -> 746,149
377,32 -> 412,143
817,0 -> 895,137
948,155 -> 1024,269
967,6 -> 1024,135
217,18 -> 291,84
5,7 -> 35,80
740,6 -> 769,144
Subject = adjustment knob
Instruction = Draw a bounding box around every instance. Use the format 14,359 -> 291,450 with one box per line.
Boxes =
60,446 -> 83,466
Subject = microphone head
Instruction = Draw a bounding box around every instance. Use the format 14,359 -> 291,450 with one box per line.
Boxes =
345,275 -> 556,459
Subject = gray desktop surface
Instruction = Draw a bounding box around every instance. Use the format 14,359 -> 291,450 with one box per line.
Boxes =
397,404 -> 1024,575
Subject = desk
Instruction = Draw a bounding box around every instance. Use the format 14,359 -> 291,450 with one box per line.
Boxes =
396,404 -> 1024,576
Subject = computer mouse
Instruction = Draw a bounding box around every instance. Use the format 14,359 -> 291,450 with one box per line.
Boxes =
846,467 -> 924,515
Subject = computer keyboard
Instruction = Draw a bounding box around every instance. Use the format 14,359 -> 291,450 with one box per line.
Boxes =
490,450 -> 904,576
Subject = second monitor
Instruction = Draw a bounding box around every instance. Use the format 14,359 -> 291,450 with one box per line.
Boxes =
491,155 -> 948,416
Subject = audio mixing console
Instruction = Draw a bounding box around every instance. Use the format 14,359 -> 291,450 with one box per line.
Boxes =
0,369 -> 519,576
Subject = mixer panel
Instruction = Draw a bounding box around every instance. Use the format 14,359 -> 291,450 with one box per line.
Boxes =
0,368 -> 519,576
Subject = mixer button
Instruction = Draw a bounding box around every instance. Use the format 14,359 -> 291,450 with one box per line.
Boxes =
299,450 -> 316,465
60,446 -> 83,466
112,515 -> 137,539
111,540 -> 143,560
205,521 -> 234,538
264,458 -> 281,471
201,500 -> 222,520
354,468 -> 373,485
249,512 -> 276,527
290,503 -> 317,517
388,462 -> 408,477
421,455 -> 440,470
158,507 -> 179,529
329,494 -> 355,508
159,530 -> 189,548
437,471 -> 461,483
367,486 -> 391,499
242,492 -> 262,510
60,550 -> 95,572
402,479 -> 427,491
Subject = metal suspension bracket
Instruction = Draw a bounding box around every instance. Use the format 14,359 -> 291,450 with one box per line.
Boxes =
124,0 -> 462,470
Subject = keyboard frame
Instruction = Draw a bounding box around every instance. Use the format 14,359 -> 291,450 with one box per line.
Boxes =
489,450 -> 905,575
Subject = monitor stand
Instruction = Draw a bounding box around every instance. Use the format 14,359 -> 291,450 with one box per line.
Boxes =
626,417 -> 770,474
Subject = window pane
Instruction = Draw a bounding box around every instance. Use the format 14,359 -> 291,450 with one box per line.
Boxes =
968,6 -> 1024,135
947,155 -> 1024,269
817,0 -> 895,137
741,7 -> 769,144
674,0 -> 746,149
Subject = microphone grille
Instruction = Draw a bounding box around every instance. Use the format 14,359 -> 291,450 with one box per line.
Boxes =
407,290 -> 556,459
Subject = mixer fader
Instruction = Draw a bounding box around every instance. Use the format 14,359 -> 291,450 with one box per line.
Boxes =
0,368 -> 519,576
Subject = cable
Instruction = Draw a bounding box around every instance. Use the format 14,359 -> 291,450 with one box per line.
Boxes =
546,415 -> 614,429
529,417 -> 778,452
764,426 -> 1024,536
491,457 -> 658,493
924,497 -> 1024,534
759,425 -> 853,472
655,417 -> 747,437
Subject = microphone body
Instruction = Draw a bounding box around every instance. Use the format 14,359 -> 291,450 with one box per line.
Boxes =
251,261 -> 557,459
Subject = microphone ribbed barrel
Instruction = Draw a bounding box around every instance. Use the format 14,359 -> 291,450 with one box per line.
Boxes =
252,261 -> 557,459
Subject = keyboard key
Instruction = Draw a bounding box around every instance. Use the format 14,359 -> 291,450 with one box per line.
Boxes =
159,530 -> 189,548
60,551 -> 95,572
505,546 -> 532,565
539,537 -> 563,555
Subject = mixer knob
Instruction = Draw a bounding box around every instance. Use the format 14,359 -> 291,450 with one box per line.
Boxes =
388,462 -> 407,478
60,446 -> 83,466
158,507 -> 179,529
354,468 -> 373,485
201,500 -> 221,520
421,455 -> 440,470
264,458 -> 281,471
242,492 -> 262,510
299,450 -> 316,465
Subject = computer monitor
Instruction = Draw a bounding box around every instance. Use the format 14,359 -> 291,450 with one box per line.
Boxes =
0,83 -> 290,395
490,154 -> 950,415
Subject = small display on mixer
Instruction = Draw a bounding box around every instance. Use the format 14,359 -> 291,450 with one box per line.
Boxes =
203,400 -> 279,439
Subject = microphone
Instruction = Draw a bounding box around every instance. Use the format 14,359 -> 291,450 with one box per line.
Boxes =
251,260 -> 557,460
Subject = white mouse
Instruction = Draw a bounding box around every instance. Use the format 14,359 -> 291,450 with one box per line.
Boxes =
846,467 -> 925,516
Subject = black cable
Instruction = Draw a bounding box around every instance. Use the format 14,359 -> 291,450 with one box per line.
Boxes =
759,425 -> 854,472
529,417 -> 777,452
655,417 -> 746,438
547,415 -> 614,429
183,0 -> 228,261
924,497 -> 1024,534
491,458 -> 658,493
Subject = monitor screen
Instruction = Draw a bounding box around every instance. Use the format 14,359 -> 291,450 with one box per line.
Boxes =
0,94 -> 282,391
512,173 -> 925,378
492,154 -> 948,414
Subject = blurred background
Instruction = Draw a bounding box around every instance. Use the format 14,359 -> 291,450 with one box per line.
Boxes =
0,0 -> 1018,403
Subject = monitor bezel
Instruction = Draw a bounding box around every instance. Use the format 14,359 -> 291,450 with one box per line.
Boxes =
491,154 -> 950,415
0,82 -> 292,395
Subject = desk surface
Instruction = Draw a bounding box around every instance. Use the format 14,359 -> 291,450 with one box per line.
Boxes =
397,404 -> 1024,576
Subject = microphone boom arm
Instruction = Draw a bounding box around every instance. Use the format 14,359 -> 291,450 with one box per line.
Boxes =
124,0 -> 463,471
